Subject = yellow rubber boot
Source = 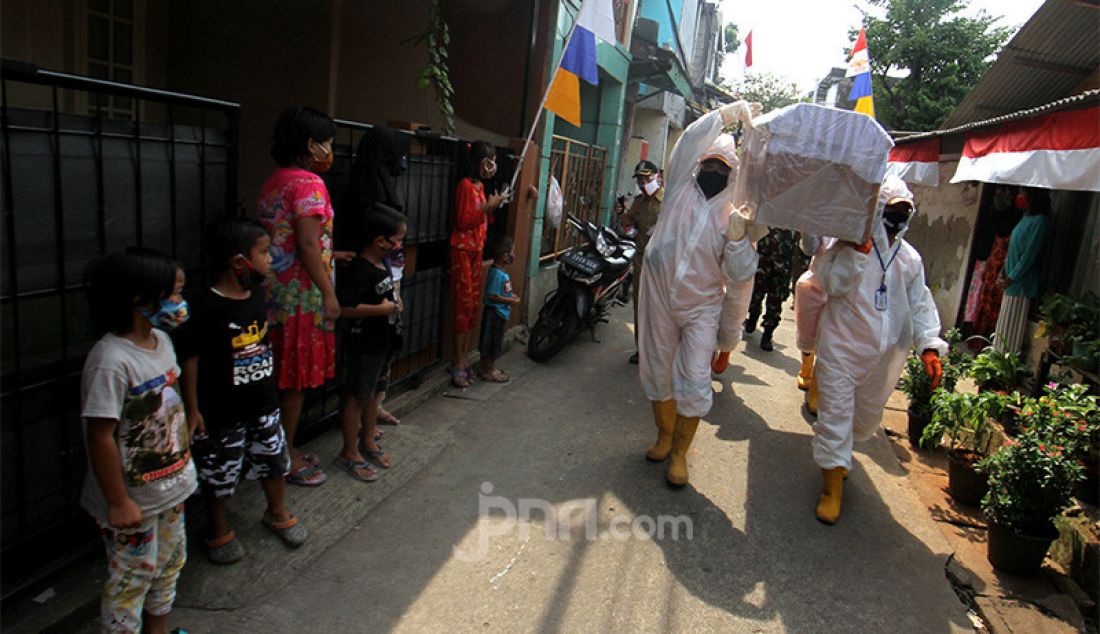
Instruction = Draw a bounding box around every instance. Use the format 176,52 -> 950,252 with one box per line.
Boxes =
815,467 -> 847,524
666,416 -> 700,488
646,399 -> 677,462
797,352 -> 815,391
805,375 -> 819,416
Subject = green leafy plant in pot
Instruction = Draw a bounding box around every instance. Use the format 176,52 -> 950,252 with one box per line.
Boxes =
979,403 -> 1086,577
920,390 -> 1005,507
1037,382 -> 1100,506
900,329 -> 970,448
969,343 -> 1030,393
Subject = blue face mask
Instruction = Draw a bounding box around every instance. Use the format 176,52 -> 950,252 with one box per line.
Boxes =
141,298 -> 190,331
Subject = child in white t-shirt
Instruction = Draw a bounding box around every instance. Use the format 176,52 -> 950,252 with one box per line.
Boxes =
80,249 -> 197,634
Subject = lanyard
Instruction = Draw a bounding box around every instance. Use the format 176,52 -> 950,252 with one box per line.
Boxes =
872,239 -> 901,284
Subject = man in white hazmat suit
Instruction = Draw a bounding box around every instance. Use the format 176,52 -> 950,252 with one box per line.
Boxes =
810,176 -> 946,524
638,100 -> 761,488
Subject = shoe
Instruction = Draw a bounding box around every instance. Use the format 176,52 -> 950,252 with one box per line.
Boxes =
760,330 -> 774,351
629,351 -> 639,364
646,399 -> 677,462
805,376 -> 819,417
666,415 -> 700,488
743,315 -> 758,334
206,530 -> 245,564
262,513 -> 309,548
815,467 -> 847,524
797,352 -> 815,391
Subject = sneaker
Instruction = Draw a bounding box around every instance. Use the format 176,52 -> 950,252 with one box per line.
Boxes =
629,351 -> 639,364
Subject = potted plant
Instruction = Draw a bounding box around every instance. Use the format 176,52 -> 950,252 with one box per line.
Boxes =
969,344 -> 1031,393
1040,382 -> 1100,506
979,417 -> 1086,576
900,329 -> 970,448
1067,336 -> 1099,373
920,390 -> 1005,507
1038,293 -> 1100,363
1037,293 -> 1079,354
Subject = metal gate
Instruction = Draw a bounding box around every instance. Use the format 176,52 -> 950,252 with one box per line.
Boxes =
539,135 -> 608,261
0,60 -> 239,599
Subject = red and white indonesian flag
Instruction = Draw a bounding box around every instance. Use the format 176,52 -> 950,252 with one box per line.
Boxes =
886,138 -> 939,187
951,106 -> 1100,192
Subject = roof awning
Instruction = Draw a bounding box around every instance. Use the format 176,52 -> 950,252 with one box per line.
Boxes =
950,105 -> 1100,191
887,138 -> 940,187
627,17 -> 694,101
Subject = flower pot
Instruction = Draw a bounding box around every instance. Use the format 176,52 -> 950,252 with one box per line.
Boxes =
907,407 -> 931,449
948,450 -> 988,507
987,520 -> 1058,577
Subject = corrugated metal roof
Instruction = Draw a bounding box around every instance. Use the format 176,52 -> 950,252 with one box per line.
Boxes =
895,88 -> 1100,143
940,0 -> 1099,129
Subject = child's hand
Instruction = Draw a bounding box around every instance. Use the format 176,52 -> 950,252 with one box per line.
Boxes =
509,296 -> 522,305
395,296 -> 405,313
187,409 -> 205,436
108,497 -> 143,529
381,299 -> 397,315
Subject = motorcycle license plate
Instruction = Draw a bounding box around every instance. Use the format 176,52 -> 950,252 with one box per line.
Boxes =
563,251 -> 600,274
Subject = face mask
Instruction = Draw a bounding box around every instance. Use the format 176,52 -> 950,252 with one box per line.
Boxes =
882,208 -> 911,234
480,158 -> 497,180
141,298 -> 189,331
310,143 -> 334,174
696,171 -> 728,199
234,255 -> 267,290
387,246 -> 406,268
643,179 -> 660,196
1015,192 -> 1029,210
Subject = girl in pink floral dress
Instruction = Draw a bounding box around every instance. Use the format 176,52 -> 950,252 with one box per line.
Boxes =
258,106 -> 346,486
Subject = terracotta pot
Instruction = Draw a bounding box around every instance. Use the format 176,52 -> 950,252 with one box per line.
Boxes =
987,520 -> 1058,577
907,407 -> 931,449
948,450 -> 988,507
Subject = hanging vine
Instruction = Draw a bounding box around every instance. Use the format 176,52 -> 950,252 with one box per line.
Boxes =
418,0 -> 456,136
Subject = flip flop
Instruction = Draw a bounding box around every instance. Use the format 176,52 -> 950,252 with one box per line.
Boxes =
363,448 -> 392,469
262,513 -> 309,548
294,450 -> 320,466
378,411 -> 401,426
478,369 -> 510,383
335,456 -> 379,482
286,463 -> 327,487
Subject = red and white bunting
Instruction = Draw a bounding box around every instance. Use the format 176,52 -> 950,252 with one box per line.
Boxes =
886,138 -> 940,187
951,106 -> 1100,192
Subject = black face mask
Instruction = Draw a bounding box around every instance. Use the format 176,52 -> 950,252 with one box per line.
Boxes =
696,171 -> 728,199
882,209 -> 911,234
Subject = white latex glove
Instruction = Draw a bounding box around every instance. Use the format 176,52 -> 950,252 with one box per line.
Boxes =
726,207 -> 749,241
719,100 -> 763,128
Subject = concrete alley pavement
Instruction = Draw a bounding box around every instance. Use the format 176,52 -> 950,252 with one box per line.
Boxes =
173,306 -> 973,633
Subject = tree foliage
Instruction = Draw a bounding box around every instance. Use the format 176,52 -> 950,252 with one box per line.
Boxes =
722,72 -> 802,113
856,0 -> 1011,132
723,23 -> 740,54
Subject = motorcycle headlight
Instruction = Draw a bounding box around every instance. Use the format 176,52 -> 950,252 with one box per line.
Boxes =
596,232 -> 614,257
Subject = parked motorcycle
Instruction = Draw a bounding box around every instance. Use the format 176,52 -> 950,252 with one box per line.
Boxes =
527,214 -> 636,362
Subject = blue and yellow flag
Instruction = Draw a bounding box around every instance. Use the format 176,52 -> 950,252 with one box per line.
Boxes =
545,0 -> 616,127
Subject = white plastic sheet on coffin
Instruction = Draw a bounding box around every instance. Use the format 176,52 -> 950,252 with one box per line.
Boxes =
734,103 -> 894,243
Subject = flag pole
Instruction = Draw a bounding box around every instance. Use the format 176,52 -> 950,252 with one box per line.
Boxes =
507,1 -> 586,196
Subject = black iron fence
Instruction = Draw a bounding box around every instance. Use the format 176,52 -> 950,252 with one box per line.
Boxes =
0,60 -> 240,599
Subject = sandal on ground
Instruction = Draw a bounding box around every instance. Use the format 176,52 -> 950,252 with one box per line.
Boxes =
478,369 -> 510,383
363,449 -> 392,469
262,512 -> 309,548
294,450 -> 320,467
205,530 -> 245,565
335,456 -> 379,482
286,463 -> 327,487
450,368 -> 470,388
378,410 -> 401,426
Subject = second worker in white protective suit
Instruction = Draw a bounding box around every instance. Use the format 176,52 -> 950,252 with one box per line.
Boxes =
810,176 -> 946,524
638,101 -> 762,488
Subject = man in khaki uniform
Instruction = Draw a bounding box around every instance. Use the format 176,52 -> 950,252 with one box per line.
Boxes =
619,159 -> 664,364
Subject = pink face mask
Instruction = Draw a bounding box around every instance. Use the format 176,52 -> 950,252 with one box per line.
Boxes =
643,179 -> 660,196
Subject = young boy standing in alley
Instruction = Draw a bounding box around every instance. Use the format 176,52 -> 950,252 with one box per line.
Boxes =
81,249 -> 196,634
478,236 -> 520,382
176,217 -> 308,564
334,205 -> 407,481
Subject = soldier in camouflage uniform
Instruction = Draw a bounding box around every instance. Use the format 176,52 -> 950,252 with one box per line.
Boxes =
744,226 -> 801,351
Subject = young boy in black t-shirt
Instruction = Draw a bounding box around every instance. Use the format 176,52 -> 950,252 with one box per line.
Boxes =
334,205 -> 407,483
176,216 -> 308,564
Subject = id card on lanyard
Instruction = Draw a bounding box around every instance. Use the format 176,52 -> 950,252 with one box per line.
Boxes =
873,240 -> 901,312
